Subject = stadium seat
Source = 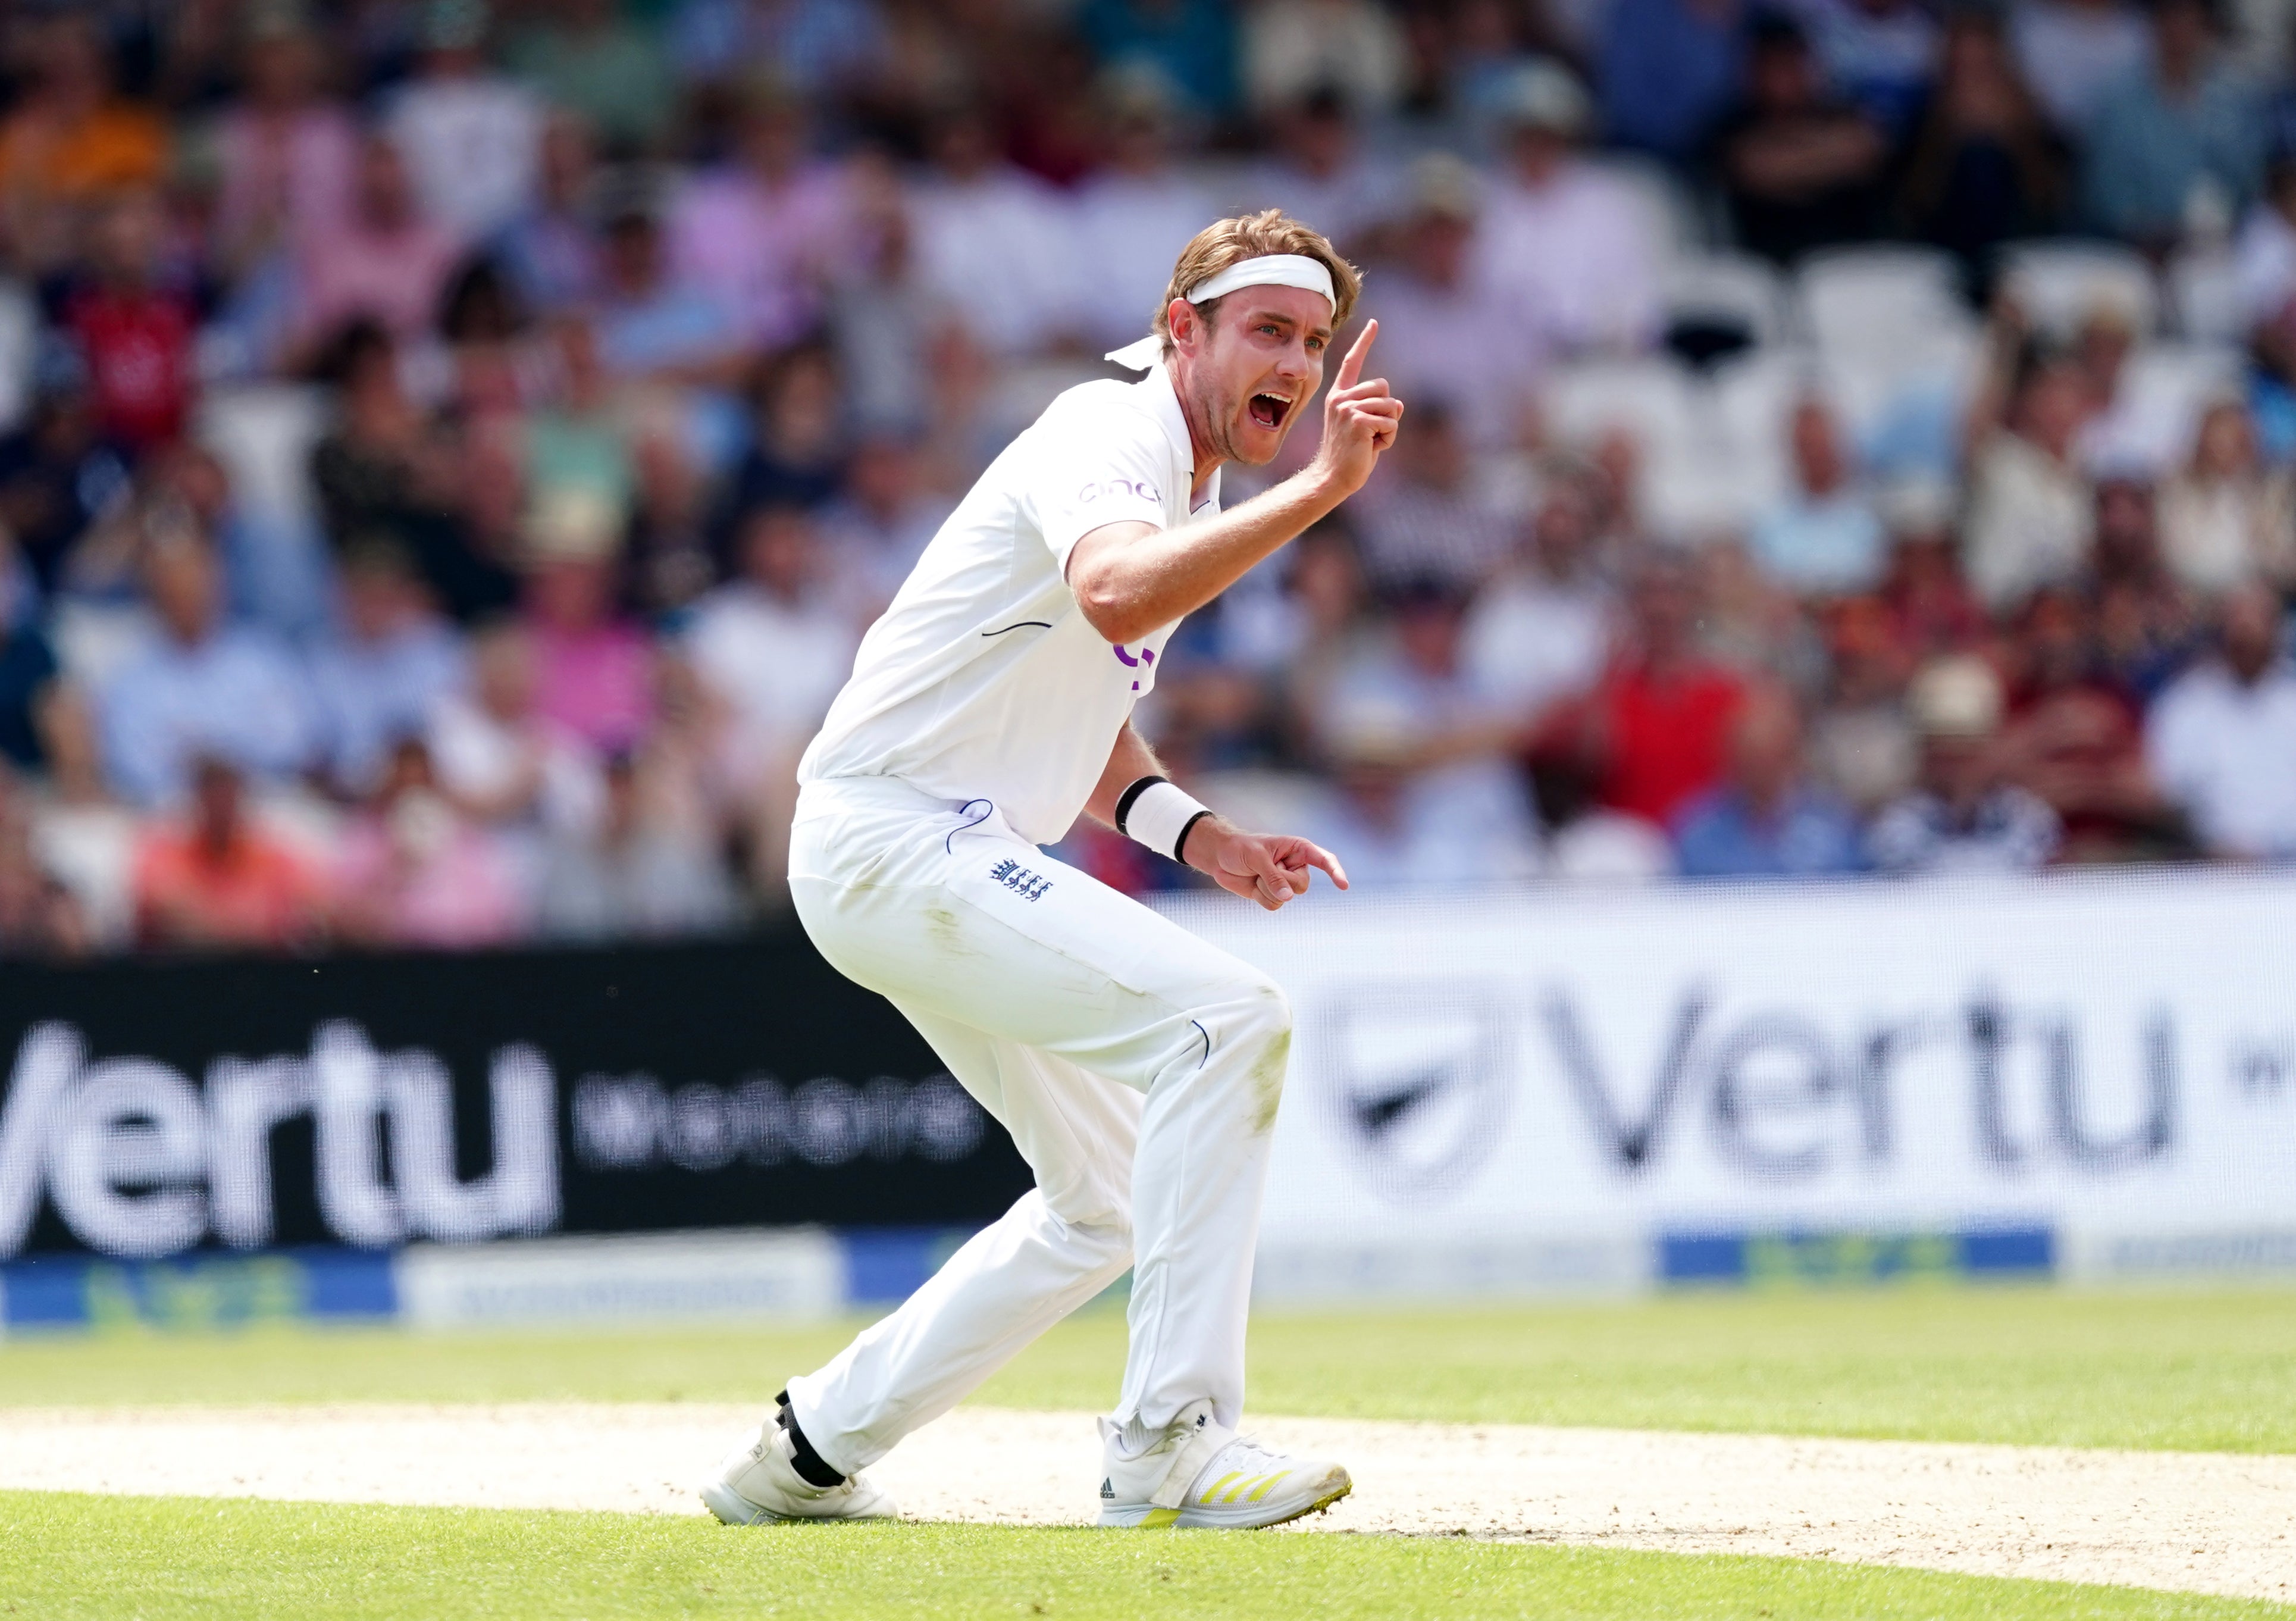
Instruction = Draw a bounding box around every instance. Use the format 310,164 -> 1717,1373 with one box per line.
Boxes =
195,383 -> 331,526
2085,341 -> 2246,472
1795,245 -> 1974,360
1997,239 -> 2160,340
0,279 -> 35,435
2166,243 -> 2248,343
1661,252 -> 1791,362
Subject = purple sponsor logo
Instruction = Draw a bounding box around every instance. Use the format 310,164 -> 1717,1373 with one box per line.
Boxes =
1113,643 -> 1155,690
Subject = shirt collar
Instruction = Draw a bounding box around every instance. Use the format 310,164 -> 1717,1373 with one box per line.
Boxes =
1135,361 -> 1223,514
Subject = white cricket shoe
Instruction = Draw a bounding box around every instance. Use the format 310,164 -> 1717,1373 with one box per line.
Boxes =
1097,1401 -> 1351,1529
700,1401 -> 898,1525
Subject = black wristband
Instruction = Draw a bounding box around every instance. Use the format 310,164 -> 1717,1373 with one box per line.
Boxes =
1113,774 -> 1167,837
1174,808 -> 1215,864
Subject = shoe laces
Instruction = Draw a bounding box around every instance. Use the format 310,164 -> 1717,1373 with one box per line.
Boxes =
1214,1434 -> 1295,1476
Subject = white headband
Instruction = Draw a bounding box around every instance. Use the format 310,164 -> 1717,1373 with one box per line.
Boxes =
1104,252 -> 1337,372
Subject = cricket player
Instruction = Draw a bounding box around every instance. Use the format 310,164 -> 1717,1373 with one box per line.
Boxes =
702,210 -> 1404,1531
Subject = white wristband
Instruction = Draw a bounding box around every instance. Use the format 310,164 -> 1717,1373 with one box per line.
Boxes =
1116,776 -> 1213,863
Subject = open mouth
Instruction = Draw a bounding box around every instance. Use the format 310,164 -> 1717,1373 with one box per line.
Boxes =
1247,393 -> 1292,431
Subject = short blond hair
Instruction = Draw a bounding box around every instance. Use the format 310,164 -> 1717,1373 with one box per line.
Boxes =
1151,209 -> 1362,356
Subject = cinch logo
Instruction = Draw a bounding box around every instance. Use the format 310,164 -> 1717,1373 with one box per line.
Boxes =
1113,643 -> 1155,690
1079,478 -> 1156,504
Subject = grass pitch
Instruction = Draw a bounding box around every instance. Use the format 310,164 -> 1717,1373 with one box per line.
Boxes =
4,1285 -> 2291,1453
4,1492 -> 2289,1621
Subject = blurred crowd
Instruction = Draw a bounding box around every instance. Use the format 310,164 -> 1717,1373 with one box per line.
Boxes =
2,0 -> 2296,959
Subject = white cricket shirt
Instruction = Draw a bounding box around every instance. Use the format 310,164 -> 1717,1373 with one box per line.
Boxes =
800,363 -> 1220,844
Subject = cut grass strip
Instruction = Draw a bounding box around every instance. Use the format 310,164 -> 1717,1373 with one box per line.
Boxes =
2,1492 -> 2288,1621
5,1287 -> 2293,1454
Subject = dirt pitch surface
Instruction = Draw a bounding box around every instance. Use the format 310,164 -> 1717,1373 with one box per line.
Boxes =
4,1404 -> 2291,1603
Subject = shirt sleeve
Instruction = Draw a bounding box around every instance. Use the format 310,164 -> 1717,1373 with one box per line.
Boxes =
1030,408 -> 1171,575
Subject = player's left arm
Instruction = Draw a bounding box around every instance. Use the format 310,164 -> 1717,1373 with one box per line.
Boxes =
1085,723 -> 1348,912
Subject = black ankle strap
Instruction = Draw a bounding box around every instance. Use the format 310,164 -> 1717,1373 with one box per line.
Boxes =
776,1391 -> 846,1488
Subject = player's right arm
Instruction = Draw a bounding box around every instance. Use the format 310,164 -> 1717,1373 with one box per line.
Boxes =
1066,323 -> 1402,646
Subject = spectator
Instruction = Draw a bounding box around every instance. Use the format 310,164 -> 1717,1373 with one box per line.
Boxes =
2250,292 -> 2296,465
383,0 -> 543,242
493,111 -> 605,317
815,435 -> 957,619
667,87 -> 849,353
291,132 -> 465,356
1575,553 -> 1749,828
428,619 -> 604,880
99,532 -> 318,809
686,504 -> 860,894
519,489 -> 651,755
718,344 -> 849,527
1899,13 -> 2069,281
1965,352 -> 2094,612
0,766 -> 89,959
59,189 -> 201,458
1461,475 -> 1617,724
1241,0 -> 1409,119
1597,0 -> 1746,163
668,0 -> 888,94
311,323 -> 515,621
1526,743 -> 1677,880
1716,14 -> 1890,263
1791,0 -> 1941,136
2000,581 -> 2179,860
0,547 -> 60,775
538,748 -> 737,940
1362,155 -> 1540,452
1673,686 -> 1865,877
525,317 -> 637,532
907,104 -> 1080,359
2011,0 -> 2151,135
1475,60 -> 1664,356
1869,654 -> 2063,872
826,161 -> 953,442
1070,70 -> 1220,353
1752,395 -> 1887,594
1304,577 -> 1543,885
507,0 -> 676,154
131,754 -> 328,950
309,546 -> 468,796
0,381 -> 130,595
1081,0 -> 1238,119
145,439 -> 333,650
211,8 -> 359,277
1235,89 -> 1392,249
2082,0 -> 2265,248
0,15 -> 169,273
592,191 -> 749,396
1806,594 -> 1918,812
2235,156 -> 2296,328
2146,580 -> 2296,858
1351,403 -> 1517,593
1877,475 -> 1988,655
333,735 -> 524,948
2157,398 -> 2296,593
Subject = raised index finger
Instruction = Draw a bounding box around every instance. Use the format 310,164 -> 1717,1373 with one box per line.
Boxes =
1333,318 -> 1377,393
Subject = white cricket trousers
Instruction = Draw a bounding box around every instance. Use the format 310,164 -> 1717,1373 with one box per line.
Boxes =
780,775 -> 1292,1477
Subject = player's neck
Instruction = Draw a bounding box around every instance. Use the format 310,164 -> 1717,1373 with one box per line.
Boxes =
1164,359 -> 1226,499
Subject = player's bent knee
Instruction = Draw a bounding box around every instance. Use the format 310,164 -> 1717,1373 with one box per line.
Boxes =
1228,977 -> 1292,1046
1226,978 -> 1293,1132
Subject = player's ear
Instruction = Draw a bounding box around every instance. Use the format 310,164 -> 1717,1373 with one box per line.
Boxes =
1166,299 -> 1200,353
